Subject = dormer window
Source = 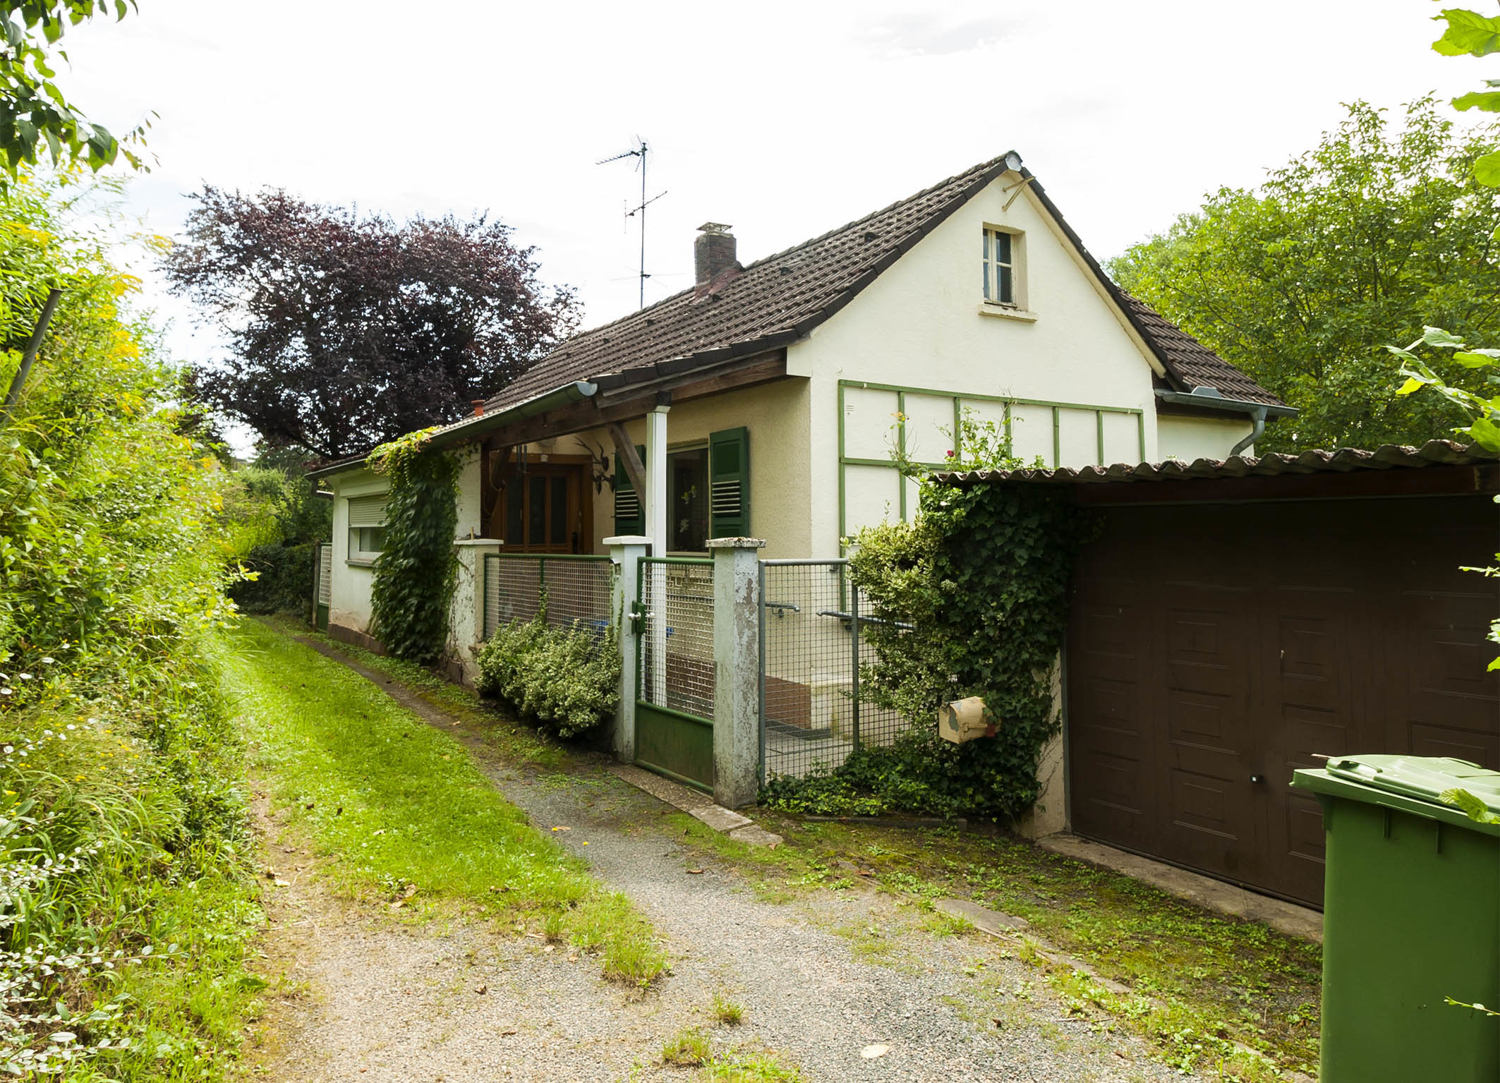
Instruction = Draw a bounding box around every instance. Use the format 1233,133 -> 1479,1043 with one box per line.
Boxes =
983,227 -> 1016,305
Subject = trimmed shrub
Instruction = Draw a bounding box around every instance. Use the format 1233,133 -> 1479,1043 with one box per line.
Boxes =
475,616 -> 620,739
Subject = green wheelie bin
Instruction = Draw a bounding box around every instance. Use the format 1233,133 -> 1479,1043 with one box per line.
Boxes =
1292,755 -> 1500,1082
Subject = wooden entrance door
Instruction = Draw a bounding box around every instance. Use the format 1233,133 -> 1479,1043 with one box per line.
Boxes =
486,453 -> 593,554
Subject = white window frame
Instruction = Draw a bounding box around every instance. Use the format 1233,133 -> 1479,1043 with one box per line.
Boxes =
345,493 -> 388,565
981,226 -> 1029,316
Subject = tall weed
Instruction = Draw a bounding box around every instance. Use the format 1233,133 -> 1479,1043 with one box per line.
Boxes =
0,175 -> 261,1078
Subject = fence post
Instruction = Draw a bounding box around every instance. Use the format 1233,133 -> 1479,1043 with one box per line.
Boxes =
607,535 -> 650,764
450,539 -> 501,685
709,536 -> 765,808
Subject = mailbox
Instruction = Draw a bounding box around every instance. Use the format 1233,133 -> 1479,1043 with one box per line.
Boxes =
938,696 -> 997,744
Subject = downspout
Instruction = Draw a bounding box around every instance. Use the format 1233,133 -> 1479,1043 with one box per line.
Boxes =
1230,406 -> 1268,458
1154,388 -> 1296,459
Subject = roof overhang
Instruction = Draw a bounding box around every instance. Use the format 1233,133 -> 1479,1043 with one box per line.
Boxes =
1154,388 -> 1299,419
306,380 -> 599,480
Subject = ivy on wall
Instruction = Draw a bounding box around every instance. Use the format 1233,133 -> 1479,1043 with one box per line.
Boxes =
764,413 -> 1081,822
367,428 -> 460,663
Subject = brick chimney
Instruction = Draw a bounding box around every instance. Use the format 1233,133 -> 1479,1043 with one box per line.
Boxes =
695,222 -> 736,285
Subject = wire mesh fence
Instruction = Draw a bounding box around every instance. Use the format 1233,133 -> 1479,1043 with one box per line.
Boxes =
482,554 -> 614,639
759,559 -> 911,780
640,558 -> 715,720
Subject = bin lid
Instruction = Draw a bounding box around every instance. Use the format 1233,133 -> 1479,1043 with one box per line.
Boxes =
1323,754 -> 1500,814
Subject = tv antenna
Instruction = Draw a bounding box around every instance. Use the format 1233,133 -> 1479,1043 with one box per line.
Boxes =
598,138 -> 667,308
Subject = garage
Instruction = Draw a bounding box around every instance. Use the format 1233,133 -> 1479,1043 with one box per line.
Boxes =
1052,442 -> 1499,908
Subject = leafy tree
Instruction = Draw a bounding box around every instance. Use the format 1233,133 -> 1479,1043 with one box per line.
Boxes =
0,1 -> 148,180
1110,97 -> 1500,452
167,187 -> 579,460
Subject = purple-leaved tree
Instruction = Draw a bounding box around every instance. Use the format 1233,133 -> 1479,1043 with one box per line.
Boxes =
167,186 -> 579,460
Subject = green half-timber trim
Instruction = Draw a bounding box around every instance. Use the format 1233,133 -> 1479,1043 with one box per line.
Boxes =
836,378 -> 1147,549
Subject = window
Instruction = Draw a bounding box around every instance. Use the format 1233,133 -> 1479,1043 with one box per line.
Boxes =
982,227 -> 1017,306
668,447 -> 709,552
349,526 -> 386,556
346,493 -> 387,562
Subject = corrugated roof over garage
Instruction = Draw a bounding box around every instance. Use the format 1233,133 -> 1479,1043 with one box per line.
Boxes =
936,440 -> 1497,487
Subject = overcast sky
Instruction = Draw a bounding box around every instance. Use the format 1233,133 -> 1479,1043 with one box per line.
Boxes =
57,0 -> 1481,449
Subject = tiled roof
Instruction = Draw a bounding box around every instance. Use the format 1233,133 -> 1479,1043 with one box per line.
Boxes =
483,152 -> 1286,415
936,439 -> 1494,487
1120,292 -> 1287,408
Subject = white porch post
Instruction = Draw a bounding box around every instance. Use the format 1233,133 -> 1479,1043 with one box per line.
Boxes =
645,404 -> 670,704
607,535 -> 650,763
710,536 -> 765,808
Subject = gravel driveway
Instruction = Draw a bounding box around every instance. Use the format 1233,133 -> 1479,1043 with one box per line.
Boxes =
254,646 -> 1195,1082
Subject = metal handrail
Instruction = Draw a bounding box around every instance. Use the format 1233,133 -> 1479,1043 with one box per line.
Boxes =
816,608 -> 913,631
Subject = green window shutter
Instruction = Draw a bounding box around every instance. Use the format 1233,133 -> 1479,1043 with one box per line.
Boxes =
613,444 -> 646,535
709,427 -> 750,538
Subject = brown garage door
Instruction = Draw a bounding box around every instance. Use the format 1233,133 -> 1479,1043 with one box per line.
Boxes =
1066,495 -> 1500,907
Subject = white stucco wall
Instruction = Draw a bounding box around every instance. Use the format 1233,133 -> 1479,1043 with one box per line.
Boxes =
451,445 -> 484,538
787,171 -> 1252,552
326,466 -> 388,633
1157,413 -> 1255,462
323,445 -> 486,639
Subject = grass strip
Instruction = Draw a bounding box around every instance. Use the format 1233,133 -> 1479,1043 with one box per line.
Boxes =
258,614 -> 569,770
225,619 -> 665,986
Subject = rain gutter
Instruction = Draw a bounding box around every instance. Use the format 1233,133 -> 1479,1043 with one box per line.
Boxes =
1153,387 -> 1298,457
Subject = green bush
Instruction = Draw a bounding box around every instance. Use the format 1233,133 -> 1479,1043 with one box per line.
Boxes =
0,175 -> 261,1078
475,615 -> 620,739
229,539 -> 315,614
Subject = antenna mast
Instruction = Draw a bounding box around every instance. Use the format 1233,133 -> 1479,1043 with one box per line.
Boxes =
598,138 -> 667,308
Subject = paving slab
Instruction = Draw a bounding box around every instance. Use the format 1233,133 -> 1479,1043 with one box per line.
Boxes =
934,897 -> 1029,935
690,805 -> 753,832
606,762 -> 714,811
728,823 -> 784,848
1038,833 -> 1323,943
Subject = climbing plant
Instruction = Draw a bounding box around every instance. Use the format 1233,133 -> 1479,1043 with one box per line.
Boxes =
366,428 -> 459,663
763,412 -> 1080,821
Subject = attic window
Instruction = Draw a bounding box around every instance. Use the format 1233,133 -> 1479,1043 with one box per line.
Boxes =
982,228 -> 1016,305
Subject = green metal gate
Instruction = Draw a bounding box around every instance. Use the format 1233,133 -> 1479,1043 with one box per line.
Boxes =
635,556 -> 715,791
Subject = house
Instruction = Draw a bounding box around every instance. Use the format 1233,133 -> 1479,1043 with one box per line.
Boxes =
936,440 -> 1500,908
310,150 -> 1293,671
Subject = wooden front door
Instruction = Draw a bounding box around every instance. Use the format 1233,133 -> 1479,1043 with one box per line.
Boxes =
486,453 -> 593,554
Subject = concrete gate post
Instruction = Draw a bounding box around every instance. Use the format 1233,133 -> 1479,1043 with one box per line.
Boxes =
709,536 -> 765,808
607,535 -> 650,764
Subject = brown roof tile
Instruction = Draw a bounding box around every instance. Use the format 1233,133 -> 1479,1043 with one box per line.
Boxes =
1120,292 -> 1287,408
483,153 -> 1286,415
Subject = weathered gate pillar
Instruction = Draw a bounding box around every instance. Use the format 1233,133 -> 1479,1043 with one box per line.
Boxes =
710,536 -> 765,808
608,535 -> 651,764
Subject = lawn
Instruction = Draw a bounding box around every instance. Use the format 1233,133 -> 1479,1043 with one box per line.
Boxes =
224,618 -> 665,986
